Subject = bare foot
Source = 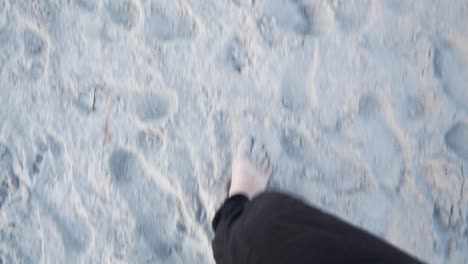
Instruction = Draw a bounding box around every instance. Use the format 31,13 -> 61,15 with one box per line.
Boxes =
229,137 -> 273,199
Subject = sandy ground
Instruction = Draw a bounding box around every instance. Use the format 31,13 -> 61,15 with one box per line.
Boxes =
0,0 -> 467,263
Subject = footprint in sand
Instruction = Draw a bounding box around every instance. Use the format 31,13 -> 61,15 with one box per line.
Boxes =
280,74 -> 311,112
356,94 -> 405,194
228,36 -> 257,74
44,135 -> 70,183
23,28 -> 46,57
31,151 -> 44,175
132,89 -> 178,126
142,0 -> 198,43
31,134 -> 93,255
0,143 -> 20,209
280,69 -> 314,112
107,0 -> 141,31
33,187 -> 93,258
280,128 -> 313,162
330,0 -> 371,33
279,45 -> 318,113
45,204 -> 93,255
136,128 -> 165,156
14,0 -> 60,28
259,0 -> 333,37
260,0 -> 309,35
164,142 -> 213,236
109,148 -> 186,260
432,38 -> 468,113
30,134 -> 62,179
445,122 -> 468,161
280,127 -> 370,194
21,25 -> 49,81
74,0 -> 97,12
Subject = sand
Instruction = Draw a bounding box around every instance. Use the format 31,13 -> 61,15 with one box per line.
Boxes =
0,0 -> 467,263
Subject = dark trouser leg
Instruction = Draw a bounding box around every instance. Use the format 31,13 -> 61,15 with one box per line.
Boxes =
212,192 -> 422,264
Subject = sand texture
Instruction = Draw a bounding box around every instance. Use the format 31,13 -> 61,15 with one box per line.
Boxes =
0,0 -> 467,263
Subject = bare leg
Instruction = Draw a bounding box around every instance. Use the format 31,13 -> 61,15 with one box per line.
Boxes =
212,138 -> 421,264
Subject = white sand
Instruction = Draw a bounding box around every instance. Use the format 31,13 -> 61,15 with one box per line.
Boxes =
0,0 -> 467,263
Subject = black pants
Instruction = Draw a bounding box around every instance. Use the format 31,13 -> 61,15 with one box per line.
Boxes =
212,192 -> 422,264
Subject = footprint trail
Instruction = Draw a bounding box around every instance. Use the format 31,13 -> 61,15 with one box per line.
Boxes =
132,89 -> 178,126
356,94 -> 405,194
142,0 -> 198,43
